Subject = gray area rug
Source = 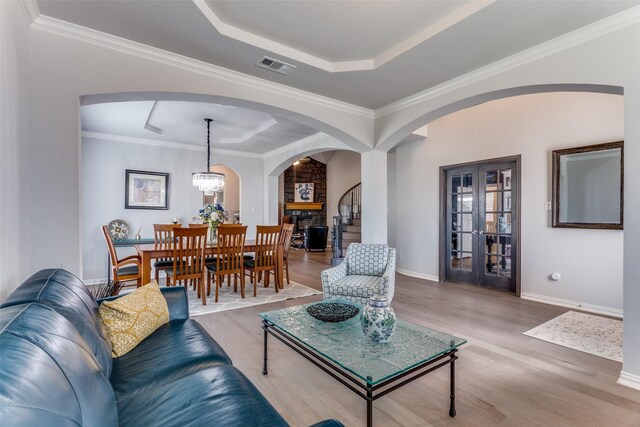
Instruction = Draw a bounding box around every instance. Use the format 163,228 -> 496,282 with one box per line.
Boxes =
523,311 -> 622,362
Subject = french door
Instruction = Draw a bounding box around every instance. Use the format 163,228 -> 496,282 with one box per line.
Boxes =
443,159 -> 519,293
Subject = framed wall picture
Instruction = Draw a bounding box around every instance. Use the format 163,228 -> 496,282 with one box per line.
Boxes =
294,183 -> 314,202
125,170 -> 169,210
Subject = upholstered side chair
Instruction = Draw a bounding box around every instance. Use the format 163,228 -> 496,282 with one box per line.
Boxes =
321,243 -> 396,305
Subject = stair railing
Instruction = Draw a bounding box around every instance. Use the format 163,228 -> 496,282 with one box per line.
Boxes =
337,182 -> 361,225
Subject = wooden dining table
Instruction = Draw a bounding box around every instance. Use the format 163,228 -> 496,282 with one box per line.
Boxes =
135,240 -> 284,297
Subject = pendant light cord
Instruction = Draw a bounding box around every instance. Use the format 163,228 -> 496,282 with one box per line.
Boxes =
205,118 -> 212,172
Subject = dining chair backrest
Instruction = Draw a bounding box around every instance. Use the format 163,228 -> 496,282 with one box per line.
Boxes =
188,223 -> 209,228
254,225 -> 281,268
172,227 -> 208,280
153,223 -> 181,244
101,225 -> 118,266
280,223 -> 294,254
218,223 -> 243,228
216,226 -> 247,272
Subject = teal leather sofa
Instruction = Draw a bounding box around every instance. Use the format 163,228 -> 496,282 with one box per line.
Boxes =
0,269 -> 342,427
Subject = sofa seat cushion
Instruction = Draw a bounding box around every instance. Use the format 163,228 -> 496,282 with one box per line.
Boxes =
346,244 -> 389,276
117,365 -> 288,427
111,319 -> 232,398
328,275 -> 383,304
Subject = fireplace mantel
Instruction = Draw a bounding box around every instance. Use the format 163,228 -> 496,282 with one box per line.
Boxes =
285,202 -> 324,210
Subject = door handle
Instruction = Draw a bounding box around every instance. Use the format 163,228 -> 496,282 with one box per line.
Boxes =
479,230 -> 484,235
472,230 -> 478,235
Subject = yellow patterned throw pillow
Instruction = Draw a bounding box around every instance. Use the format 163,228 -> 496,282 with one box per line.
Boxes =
99,281 -> 170,357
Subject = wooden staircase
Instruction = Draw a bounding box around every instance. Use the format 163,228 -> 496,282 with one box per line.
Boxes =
337,183 -> 361,250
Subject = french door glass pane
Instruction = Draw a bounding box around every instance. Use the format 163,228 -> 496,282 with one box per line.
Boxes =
462,174 -> 473,192
460,214 -> 473,232
485,192 -> 497,212
497,213 -> 512,234
502,191 -> 512,212
452,175 -> 461,191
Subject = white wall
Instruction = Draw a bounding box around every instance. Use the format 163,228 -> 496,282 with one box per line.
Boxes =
81,136 -> 264,280
0,1 -> 31,300
392,92 -> 624,312
325,150 -> 361,226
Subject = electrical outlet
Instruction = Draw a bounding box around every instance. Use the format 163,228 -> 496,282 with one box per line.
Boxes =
545,202 -> 552,211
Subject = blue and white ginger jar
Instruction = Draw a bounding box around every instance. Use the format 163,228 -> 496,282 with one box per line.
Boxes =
361,296 -> 396,343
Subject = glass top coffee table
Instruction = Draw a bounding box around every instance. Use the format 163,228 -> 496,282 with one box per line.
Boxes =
260,300 -> 467,427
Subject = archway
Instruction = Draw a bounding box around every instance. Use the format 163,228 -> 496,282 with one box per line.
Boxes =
206,165 -> 241,223
81,92 -> 372,154
376,84 -> 623,152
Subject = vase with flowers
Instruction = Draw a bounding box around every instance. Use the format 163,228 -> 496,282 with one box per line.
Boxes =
198,203 -> 228,243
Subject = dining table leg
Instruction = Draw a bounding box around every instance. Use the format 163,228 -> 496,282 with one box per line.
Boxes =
141,251 -> 152,284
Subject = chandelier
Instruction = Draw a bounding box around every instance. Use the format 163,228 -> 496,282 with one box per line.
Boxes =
193,118 -> 225,195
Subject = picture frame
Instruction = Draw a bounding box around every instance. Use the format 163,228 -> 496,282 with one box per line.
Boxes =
294,183 -> 314,202
125,169 -> 169,210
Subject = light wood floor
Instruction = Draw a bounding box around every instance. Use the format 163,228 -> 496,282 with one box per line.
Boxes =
195,249 -> 640,427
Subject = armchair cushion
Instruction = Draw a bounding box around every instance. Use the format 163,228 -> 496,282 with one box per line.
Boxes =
327,275 -> 383,305
346,244 -> 389,276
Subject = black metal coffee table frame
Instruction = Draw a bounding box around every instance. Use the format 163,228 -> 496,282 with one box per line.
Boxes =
262,319 -> 459,427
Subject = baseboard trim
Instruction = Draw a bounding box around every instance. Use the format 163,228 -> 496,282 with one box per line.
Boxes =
618,371 -> 640,391
396,268 -> 439,283
521,292 -> 623,318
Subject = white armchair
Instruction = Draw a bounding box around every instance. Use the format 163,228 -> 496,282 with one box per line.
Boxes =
321,243 -> 396,305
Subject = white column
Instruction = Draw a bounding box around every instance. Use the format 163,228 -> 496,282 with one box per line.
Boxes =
361,150 -> 388,244
621,84 -> 640,390
264,174 -> 279,225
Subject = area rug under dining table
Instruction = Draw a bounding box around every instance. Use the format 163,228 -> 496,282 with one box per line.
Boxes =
186,280 -> 321,317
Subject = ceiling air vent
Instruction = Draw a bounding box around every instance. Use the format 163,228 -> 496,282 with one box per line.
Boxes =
256,56 -> 297,75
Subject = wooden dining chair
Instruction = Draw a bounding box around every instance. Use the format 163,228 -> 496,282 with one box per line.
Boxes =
166,227 -> 208,304
206,225 -> 247,302
153,223 -> 181,283
101,225 -> 142,287
279,223 -> 294,286
244,225 -> 281,296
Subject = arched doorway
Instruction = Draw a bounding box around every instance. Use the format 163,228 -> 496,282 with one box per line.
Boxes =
205,165 -> 241,223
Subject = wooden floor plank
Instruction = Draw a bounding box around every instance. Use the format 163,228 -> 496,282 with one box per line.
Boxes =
195,249 -> 640,427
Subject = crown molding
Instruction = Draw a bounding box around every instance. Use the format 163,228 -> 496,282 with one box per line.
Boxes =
29,14 -> 374,120
376,5 -> 640,118
193,0 -> 493,73
18,0 -> 39,25
82,131 -> 263,158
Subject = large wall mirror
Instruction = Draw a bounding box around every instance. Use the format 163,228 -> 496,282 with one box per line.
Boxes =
552,141 -> 623,229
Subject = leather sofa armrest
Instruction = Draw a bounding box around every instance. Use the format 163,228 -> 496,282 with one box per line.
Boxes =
98,286 -> 189,321
309,420 -> 344,427
159,286 -> 189,320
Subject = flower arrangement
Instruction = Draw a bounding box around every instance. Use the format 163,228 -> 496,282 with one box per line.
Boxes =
198,203 -> 228,228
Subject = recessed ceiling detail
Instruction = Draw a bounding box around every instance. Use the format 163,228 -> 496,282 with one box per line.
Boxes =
195,0 -> 495,72
81,101 -> 316,155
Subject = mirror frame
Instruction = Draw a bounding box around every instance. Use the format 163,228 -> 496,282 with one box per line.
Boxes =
552,141 -> 623,230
